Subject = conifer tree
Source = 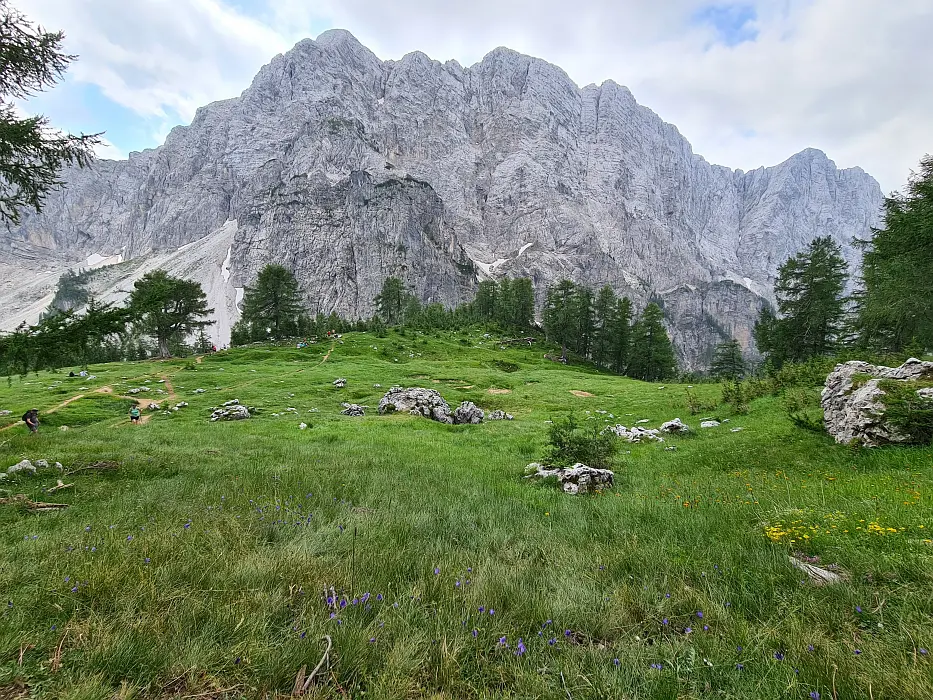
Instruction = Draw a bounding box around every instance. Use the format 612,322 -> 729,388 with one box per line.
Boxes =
709,339 -> 745,379
543,280 -> 578,361
375,277 -> 406,326
856,155 -> 933,352
240,264 -> 303,340
626,303 -> 677,381
128,270 -> 213,358
474,280 -> 498,321
510,278 -> 535,330
610,296 -> 633,375
573,286 -> 595,359
592,285 -> 617,369
0,1 -> 100,223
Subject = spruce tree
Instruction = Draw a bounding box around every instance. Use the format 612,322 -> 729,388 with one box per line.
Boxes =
856,155 -> 933,352
543,280 -> 578,361
592,285 -> 617,369
0,1 -> 100,223
574,286 -> 595,359
610,296 -> 633,375
710,339 -> 745,379
626,303 -> 677,381
474,280 -> 498,321
240,264 -> 303,340
510,278 -> 535,330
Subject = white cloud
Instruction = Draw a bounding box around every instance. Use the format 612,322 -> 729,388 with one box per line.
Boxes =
16,0 -> 933,192
94,138 -> 125,161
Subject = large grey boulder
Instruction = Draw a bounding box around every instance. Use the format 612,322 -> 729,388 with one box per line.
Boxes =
453,401 -> 484,425
660,418 -> 691,434
525,462 -> 614,495
341,403 -> 366,417
6,460 -> 36,476
821,358 -> 933,446
210,405 -> 251,422
378,387 -> 453,424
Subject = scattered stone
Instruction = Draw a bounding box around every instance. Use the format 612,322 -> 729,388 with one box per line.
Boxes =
822,358 -> 933,446
210,405 -> 250,422
602,425 -> 664,442
373,383 -> 382,388
222,399 -> 240,407
35,459 -> 49,469
341,403 -> 366,417
664,446 -> 678,451
700,421 -> 721,428
174,402 -> 188,409
193,389 -> 206,394
59,426 -> 69,431
660,418 -> 691,435
525,462 -> 614,495
7,460 -> 36,476
0,410 -> 11,416
730,427 -> 745,433
454,401 -> 484,425
789,555 -> 847,586
299,423 -> 308,430
55,462 -> 63,471
333,378 -> 347,388
636,419 -> 650,424
487,410 -> 514,421
378,387 -> 453,424
147,403 -> 161,411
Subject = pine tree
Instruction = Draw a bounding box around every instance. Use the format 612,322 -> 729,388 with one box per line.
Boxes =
543,280 -> 578,361
856,155 -> 933,352
474,281 -> 498,321
0,1 -> 100,223
610,296 -> 633,375
128,270 -> 213,358
496,278 -> 515,328
240,264 -> 303,340
710,339 -> 745,379
510,278 -> 535,330
759,236 -> 848,365
627,303 -> 677,381
375,277 -> 406,326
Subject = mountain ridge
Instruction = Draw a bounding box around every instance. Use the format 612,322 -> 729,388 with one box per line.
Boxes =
0,29 -> 884,369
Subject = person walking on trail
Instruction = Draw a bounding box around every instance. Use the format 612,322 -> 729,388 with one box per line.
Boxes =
22,409 -> 39,434
129,406 -> 141,424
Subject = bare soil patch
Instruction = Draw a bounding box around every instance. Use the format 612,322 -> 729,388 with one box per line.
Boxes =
487,388 -> 512,395
570,390 -> 595,397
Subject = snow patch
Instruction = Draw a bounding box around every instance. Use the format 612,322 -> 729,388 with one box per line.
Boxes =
518,242 -> 534,256
234,287 -> 244,312
221,246 -> 232,283
86,252 -> 124,269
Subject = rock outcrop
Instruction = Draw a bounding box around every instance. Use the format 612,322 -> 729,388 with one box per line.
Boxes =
341,403 -> 366,417
660,418 -> 691,434
601,424 -> 664,442
379,386 -> 453,423
453,401 -> 484,425
821,359 -> 933,447
210,405 -> 251,422
0,30 -> 884,368
525,462 -> 614,495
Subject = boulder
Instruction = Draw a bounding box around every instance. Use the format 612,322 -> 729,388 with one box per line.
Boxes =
525,462 -> 614,495
660,418 -> 690,434
341,403 -> 366,417
602,425 -> 664,442
0,410 -> 11,416
378,387 -> 453,424
700,421 -> 720,428
222,399 -> 240,407
147,403 -> 161,411
35,459 -> 49,468
487,410 -> 514,421
453,401 -> 484,425
333,378 -> 347,388
821,358 -> 933,446
210,405 -> 250,422
7,459 -> 36,476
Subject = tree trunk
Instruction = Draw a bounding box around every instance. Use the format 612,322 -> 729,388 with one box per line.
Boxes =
158,336 -> 171,358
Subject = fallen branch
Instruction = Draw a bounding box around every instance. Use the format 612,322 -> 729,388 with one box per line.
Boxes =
64,461 -> 120,476
47,480 -> 74,493
0,494 -> 69,511
300,635 -> 333,694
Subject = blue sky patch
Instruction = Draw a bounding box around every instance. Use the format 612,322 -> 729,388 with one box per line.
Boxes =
692,4 -> 759,46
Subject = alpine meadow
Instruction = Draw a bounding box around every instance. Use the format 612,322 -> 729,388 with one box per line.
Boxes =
2,2 -> 933,700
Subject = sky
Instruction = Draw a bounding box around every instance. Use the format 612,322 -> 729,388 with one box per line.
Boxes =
16,0 -> 933,194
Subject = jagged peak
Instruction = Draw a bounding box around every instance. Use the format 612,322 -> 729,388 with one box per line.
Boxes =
315,28 -> 365,49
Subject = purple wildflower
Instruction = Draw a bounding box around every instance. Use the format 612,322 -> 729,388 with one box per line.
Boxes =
478,606 -> 485,613
662,618 -> 669,626
808,644 -> 814,652
126,535 -> 133,541
472,629 -> 478,638
376,594 -> 383,602
697,611 -> 704,618
489,609 -> 494,615
703,625 -> 709,631
369,637 -> 376,643
809,693 -> 820,700
854,649 -> 861,655
183,522 -> 190,529
515,639 -> 526,656
564,629 -> 572,637
736,663 -> 744,670
685,627 -> 692,634
919,648 -> 928,655
856,606 -> 862,613
498,636 -> 507,647
434,567 -> 440,575
548,638 -> 556,646
613,658 -> 620,667
774,652 -> 785,661
650,663 -> 663,671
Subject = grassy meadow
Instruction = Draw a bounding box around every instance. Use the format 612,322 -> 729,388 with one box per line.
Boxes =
0,330 -> 931,699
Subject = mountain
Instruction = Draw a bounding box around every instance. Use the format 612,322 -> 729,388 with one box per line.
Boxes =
0,29 -> 884,369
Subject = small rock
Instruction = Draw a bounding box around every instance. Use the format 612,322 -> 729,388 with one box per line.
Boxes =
602,425 -> 664,443
341,403 -> 366,417
210,405 -> 250,422
222,399 -> 240,407
730,427 -> 744,433
35,459 -> 49,469
147,403 -> 160,411
664,446 -> 678,451
700,421 -> 721,428
299,423 -> 308,430
526,462 -> 614,495
193,389 -> 206,394
0,410 -> 12,416
174,402 -> 188,409
59,425 -> 69,431
373,383 -> 382,388
333,378 -> 347,388
636,419 -> 650,424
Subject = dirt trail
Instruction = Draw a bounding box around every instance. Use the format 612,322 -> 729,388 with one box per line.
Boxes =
316,341 -> 336,368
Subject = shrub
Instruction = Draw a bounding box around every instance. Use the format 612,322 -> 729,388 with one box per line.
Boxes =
545,413 -> 617,469
879,380 -> 933,445
783,389 -> 824,433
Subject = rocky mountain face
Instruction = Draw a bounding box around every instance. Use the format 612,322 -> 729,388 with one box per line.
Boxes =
0,29 -> 884,369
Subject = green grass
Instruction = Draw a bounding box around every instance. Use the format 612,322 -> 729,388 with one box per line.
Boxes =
0,330 -> 931,699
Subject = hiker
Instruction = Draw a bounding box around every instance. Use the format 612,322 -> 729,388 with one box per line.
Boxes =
129,405 -> 141,424
22,409 -> 39,434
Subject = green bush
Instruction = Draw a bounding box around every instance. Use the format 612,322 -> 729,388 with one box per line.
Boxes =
879,380 -> 933,445
544,413 -> 617,469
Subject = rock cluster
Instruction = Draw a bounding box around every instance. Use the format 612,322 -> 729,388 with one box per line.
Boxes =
379,387 -> 453,423
700,420 -> 721,428
601,424 -> 664,442
821,358 -> 933,446
487,410 -> 514,421
341,403 -> 366,417
210,405 -> 251,421
525,462 -> 614,495
333,378 -> 347,389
